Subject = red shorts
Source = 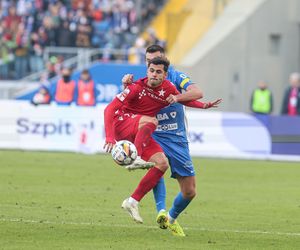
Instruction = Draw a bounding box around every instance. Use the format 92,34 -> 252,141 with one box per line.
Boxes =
114,112 -> 163,161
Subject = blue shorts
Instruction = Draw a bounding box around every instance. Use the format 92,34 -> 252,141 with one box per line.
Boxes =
154,139 -> 195,179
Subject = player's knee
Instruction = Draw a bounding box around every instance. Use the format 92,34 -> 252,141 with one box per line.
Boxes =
155,158 -> 169,172
149,117 -> 158,126
183,189 -> 196,200
141,116 -> 158,127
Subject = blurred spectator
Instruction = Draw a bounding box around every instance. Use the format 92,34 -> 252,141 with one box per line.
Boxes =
29,32 -> 44,73
54,67 -> 75,105
144,27 -> 166,48
281,72 -> 300,116
128,37 -> 145,64
76,69 -> 96,106
44,55 -> 64,80
140,1 -> 158,28
31,85 -> 51,106
14,22 -> 29,79
45,61 -> 57,79
0,34 -> 14,79
127,27 -> 166,64
75,9 -> 92,47
53,55 -> 64,75
57,20 -> 73,47
3,6 -> 21,35
250,81 -> 273,114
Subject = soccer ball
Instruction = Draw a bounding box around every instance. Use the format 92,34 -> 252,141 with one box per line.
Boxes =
111,140 -> 137,166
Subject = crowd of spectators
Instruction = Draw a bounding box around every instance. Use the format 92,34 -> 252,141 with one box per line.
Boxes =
0,0 -> 166,80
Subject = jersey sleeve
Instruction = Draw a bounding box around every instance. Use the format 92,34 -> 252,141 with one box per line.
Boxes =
168,67 -> 193,91
116,84 -> 138,103
179,100 -> 206,108
104,98 -> 123,143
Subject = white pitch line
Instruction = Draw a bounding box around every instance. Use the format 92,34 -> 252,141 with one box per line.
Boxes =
1,217 -> 300,237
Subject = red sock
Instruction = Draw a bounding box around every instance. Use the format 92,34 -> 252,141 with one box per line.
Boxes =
131,167 -> 164,201
134,122 -> 156,156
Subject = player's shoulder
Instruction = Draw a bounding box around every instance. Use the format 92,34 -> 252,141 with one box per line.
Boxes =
134,77 -> 147,88
162,79 -> 177,90
167,65 -> 177,74
162,78 -> 173,85
129,78 -> 146,90
167,65 -> 190,85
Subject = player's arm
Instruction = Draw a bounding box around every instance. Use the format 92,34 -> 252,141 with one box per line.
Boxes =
122,74 -> 134,88
103,98 -> 123,153
103,85 -> 137,152
167,84 -> 203,104
166,82 -> 220,109
180,99 -> 222,109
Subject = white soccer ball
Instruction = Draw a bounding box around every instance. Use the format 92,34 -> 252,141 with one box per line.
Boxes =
111,140 -> 137,166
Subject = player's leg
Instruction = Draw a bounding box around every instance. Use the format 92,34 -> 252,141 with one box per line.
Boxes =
130,152 -> 168,201
152,137 -> 176,217
122,154 -> 167,223
153,177 -> 168,229
126,115 -> 158,170
163,142 -> 196,236
169,175 -> 196,221
153,177 -> 166,213
122,143 -> 169,223
115,114 -> 155,170
166,176 -> 196,236
152,138 -> 173,229
148,140 -> 169,222
134,116 -> 158,156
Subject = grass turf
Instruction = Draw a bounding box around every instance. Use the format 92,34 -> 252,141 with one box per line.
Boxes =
0,150 -> 299,249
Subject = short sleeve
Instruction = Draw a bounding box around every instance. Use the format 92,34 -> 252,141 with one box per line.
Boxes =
176,72 -> 192,90
168,67 -> 193,91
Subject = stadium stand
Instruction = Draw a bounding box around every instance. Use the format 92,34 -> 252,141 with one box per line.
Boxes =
0,0 -> 167,80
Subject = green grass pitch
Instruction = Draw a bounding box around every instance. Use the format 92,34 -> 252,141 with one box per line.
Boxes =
0,150 -> 299,249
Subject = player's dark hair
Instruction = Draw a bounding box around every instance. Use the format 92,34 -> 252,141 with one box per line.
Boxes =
148,57 -> 170,72
146,45 -> 165,54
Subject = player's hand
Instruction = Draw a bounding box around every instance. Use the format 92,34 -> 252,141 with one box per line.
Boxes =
122,74 -> 133,88
204,98 -> 222,109
103,141 -> 115,153
166,94 -> 178,104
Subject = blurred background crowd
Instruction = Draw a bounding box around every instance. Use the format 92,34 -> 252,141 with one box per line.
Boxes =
0,0 -> 166,80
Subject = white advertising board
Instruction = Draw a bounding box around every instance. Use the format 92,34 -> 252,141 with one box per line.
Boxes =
0,101 -> 272,159
0,101 -> 104,154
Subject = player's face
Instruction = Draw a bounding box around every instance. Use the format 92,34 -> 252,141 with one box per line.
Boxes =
81,73 -> 89,81
147,63 -> 167,87
145,51 -> 163,65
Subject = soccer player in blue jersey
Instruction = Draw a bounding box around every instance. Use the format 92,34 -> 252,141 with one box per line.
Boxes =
122,45 -> 221,236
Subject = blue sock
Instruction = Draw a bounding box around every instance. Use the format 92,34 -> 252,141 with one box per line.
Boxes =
152,177 -> 166,212
169,192 -> 191,220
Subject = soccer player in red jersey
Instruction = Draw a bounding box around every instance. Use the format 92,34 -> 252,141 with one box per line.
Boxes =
103,57 -> 219,223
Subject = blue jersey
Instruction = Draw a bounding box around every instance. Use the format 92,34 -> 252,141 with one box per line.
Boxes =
153,65 -> 192,143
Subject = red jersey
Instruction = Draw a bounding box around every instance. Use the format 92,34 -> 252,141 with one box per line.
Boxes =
104,77 -> 207,143
115,77 -> 179,116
